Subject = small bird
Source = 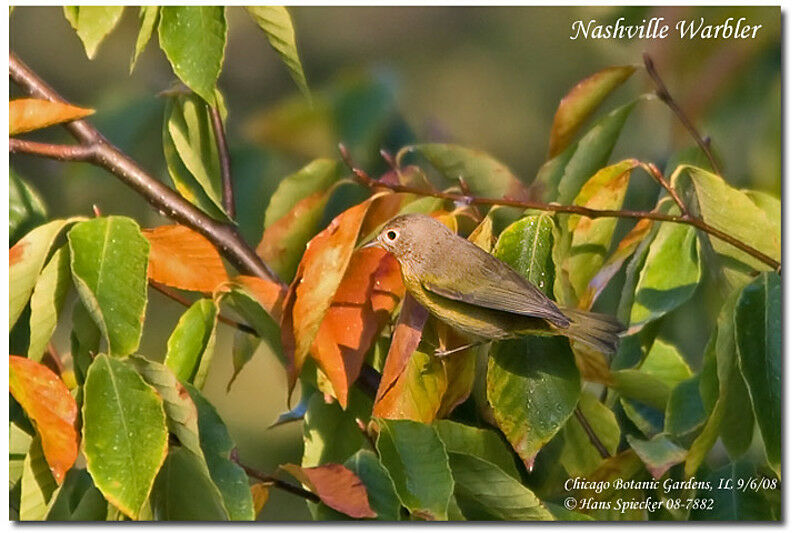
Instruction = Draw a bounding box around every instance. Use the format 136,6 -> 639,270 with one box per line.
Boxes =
365,214 -> 623,355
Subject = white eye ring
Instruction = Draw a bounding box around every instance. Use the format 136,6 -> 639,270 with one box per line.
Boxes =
386,230 -> 398,241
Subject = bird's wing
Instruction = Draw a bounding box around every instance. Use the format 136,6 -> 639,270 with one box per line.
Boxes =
419,252 -> 570,327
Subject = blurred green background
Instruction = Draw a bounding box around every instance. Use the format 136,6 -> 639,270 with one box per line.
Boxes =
10,6 -> 780,520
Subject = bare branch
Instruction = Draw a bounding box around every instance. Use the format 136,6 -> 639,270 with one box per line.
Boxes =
9,52 -> 280,284
574,407 -> 611,459
642,52 -> 723,176
10,138 -> 96,162
339,144 -> 779,271
230,449 -> 320,503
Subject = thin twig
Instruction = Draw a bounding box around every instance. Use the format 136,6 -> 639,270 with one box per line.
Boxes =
209,104 -> 235,218
574,407 -> 611,459
9,138 -> 96,162
9,52 -> 280,284
149,280 -> 258,336
339,144 -> 779,271
642,52 -> 723,176
644,162 -> 689,217
230,450 -> 320,503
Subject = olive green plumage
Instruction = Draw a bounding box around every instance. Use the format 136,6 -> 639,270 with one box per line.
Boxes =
367,214 -> 623,354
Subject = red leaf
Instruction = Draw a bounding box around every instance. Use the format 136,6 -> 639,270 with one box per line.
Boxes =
311,247 -> 404,408
10,98 -> 94,136
143,225 -> 229,293
281,463 -> 376,519
372,295 -> 429,413
9,355 -> 79,483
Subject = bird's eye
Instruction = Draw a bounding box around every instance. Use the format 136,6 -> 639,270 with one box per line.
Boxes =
386,230 -> 398,241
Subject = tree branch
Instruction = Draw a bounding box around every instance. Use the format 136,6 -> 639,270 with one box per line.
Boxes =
149,281 -> 258,336
574,407 -> 611,459
339,145 -> 780,271
209,104 -> 235,218
9,52 -> 280,285
9,138 -> 96,162
230,450 -> 320,503
642,52 -> 723,176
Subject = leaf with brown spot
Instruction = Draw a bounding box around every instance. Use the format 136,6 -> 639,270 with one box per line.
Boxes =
143,225 -> 229,293
548,66 -> 636,157
311,247 -> 404,408
10,98 -> 94,136
281,463 -> 376,519
9,355 -> 79,484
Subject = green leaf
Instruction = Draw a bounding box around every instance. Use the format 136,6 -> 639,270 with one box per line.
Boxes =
82,354 -> 168,519
407,143 -> 527,200
130,6 -> 159,73
158,6 -> 227,104
45,469 -> 107,521
665,375 -> 706,437
162,110 -> 229,221
735,272 -> 781,474
565,160 -> 635,297
716,290 -> 755,459
27,246 -> 71,361
676,166 -> 780,271
560,392 -> 620,477
10,168 -> 47,245
302,390 -> 367,467
448,453 -> 555,521
164,93 -> 226,214
10,218 -> 81,330
164,298 -> 218,387
488,215 -> 580,470
610,370 -> 670,411
68,217 -> 149,357
536,100 -> 636,203
70,300 -> 101,386
19,436 -> 57,521
63,6 -> 124,59
220,287 -> 282,362
629,220 -> 701,326
433,420 -> 520,480
690,461 -> 776,520
548,65 -> 636,157
344,450 -> 402,521
639,339 -> 693,388
185,384 -> 255,521
129,356 -> 205,461
227,330 -> 261,392
257,159 -> 341,281
245,6 -> 310,99
375,418 -> 454,521
626,434 -> 687,479
150,447 -> 229,520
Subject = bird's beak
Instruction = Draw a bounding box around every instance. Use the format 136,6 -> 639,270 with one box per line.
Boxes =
359,237 -> 382,250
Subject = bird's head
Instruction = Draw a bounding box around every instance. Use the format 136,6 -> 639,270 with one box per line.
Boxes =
363,214 -> 445,263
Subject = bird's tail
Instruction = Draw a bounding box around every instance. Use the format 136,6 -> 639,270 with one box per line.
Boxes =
558,308 -> 625,355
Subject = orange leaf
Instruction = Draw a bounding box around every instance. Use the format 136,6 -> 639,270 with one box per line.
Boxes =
143,225 -> 229,293
251,483 -> 270,516
9,355 -> 79,483
282,193 -> 404,392
311,247 -> 404,408
281,463 -> 376,519
10,98 -> 94,136
228,275 -> 285,321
